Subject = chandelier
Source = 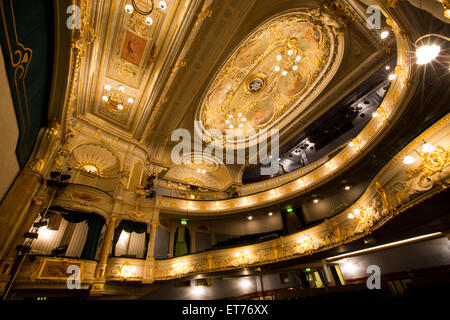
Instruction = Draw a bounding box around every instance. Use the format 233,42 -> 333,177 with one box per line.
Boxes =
124,0 -> 167,25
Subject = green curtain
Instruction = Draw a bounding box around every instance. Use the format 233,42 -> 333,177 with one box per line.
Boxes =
174,226 -> 190,257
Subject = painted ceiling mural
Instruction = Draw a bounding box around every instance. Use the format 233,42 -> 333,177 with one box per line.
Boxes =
196,12 -> 344,148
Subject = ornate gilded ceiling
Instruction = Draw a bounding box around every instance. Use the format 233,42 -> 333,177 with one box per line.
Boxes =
197,13 -> 343,147
55,0 -> 388,192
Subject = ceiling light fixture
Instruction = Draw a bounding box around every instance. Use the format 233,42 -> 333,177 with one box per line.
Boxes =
145,17 -> 153,25
344,185 -> 351,190
130,0 -> 154,15
414,33 -> 449,64
159,1 -> 167,10
313,199 -> 319,203
380,30 -> 389,39
247,216 -> 253,220
125,4 -> 134,13
388,74 -> 396,81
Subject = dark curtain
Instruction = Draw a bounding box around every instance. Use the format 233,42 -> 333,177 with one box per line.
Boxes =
281,211 -> 288,235
294,207 -> 306,226
52,206 -> 105,260
111,220 -> 149,257
81,214 -> 105,260
185,227 -> 191,254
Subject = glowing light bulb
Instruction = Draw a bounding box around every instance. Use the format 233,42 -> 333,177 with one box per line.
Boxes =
159,1 -> 167,9
247,216 -> 253,220
117,104 -> 124,110
118,86 -> 125,92
313,199 -> 319,203
422,143 -> 435,153
145,17 -> 153,25
385,66 -> 390,70
380,30 -> 389,39
202,169 -> 206,174
127,98 -> 134,104
281,70 -> 287,76
416,44 -> 440,65
292,65 -> 298,71
238,113 -> 242,117
388,74 -> 396,81
296,56 -> 301,61
274,66 -> 280,72
372,112 -> 378,118
348,213 -> 355,219
102,95 -> 109,102
104,84 -> 111,91
229,124 -> 234,129
276,55 -> 282,61
125,4 -> 133,13
287,49 -> 294,55
403,155 -> 416,165
354,209 -> 361,216
229,114 -> 233,119
242,117 -> 246,122
225,119 -> 229,124
239,123 -> 243,128
345,185 -> 351,190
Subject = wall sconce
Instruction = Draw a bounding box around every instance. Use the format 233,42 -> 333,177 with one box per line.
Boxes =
402,142 -> 449,183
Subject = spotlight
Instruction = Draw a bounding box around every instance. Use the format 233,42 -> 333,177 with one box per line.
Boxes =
50,171 -> 61,179
416,44 -> 440,65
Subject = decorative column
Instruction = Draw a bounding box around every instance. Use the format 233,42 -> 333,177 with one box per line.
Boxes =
0,172 -> 42,262
146,220 -> 159,260
190,227 -> 196,254
90,214 -> 119,296
95,214 -> 119,279
142,220 -> 159,283
0,196 -> 44,294
168,223 -> 176,258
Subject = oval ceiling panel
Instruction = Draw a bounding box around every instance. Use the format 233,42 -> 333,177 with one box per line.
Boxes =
196,13 -> 344,149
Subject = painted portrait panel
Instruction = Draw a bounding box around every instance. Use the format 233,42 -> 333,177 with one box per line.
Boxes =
120,31 -> 147,66
246,98 -> 275,127
277,62 -> 309,96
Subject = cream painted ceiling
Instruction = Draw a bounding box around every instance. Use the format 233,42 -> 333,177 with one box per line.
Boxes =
69,0 -> 387,191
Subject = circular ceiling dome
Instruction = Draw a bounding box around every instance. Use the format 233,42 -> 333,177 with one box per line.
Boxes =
195,12 -> 343,150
